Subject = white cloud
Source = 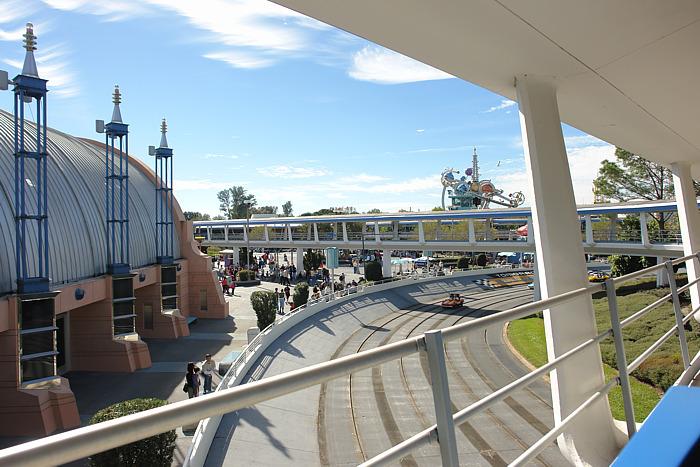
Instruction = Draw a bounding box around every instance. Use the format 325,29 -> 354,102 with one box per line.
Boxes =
370,174 -> 442,194
40,0 -> 156,21
0,0 -> 38,25
2,42 -> 80,98
256,165 -> 332,178
564,134 -> 610,149
201,153 -> 239,159
484,99 -> 516,113
568,143 -> 615,204
174,179 -> 233,190
338,173 -> 388,183
348,46 -> 454,84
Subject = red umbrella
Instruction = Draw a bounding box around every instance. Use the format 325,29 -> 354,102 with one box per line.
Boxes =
516,225 -> 528,236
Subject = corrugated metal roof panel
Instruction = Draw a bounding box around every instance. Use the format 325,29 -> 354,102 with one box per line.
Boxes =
0,109 -> 181,295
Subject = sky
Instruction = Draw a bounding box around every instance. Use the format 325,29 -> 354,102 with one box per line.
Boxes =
0,0 -> 615,218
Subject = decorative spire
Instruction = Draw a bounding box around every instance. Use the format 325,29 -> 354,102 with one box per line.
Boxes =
159,118 -> 168,148
111,85 -> 123,123
21,22 -> 39,78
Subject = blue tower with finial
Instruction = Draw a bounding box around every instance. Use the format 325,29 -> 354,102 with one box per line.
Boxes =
8,23 -> 61,385
97,86 -> 136,337
152,118 -> 174,264
14,23 -> 50,295
150,119 -> 179,314
101,85 -> 131,275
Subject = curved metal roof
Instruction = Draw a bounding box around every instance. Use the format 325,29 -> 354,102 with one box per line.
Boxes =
0,109 -> 180,295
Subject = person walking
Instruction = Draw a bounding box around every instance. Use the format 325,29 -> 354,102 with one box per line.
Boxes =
221,276 -> 229,296
276,287 -> 285,314
284,285 -> 291,304
201,354 -> 216,394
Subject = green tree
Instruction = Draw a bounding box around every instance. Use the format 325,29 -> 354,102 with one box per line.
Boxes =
476,253 -> 487,267
184,211 -> 210,221
250,291 -> 277,330
88,398 -> 176,467
366,208 -> 382,214
304,249 -> 325,270
457,257 -> 469,269
282,201 -> 293,217
252,205 -> 278,215
217,186 -> 256,219
432,206 -> 446,211
592,148 -> 700,232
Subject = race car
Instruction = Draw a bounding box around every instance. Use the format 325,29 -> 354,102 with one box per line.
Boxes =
588,270 -> 611,282
441,293 -> 464,308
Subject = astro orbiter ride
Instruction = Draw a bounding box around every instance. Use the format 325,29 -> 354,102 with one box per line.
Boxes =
441,148 -> 524,210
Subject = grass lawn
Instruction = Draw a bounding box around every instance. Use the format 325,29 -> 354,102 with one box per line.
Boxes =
508,315 -> 662,422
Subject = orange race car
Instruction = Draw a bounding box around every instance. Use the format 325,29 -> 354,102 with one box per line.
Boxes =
441,293 -> 464,308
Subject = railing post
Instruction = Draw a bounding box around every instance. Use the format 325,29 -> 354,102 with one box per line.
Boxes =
665,261 -> 691,368
424,330 -> 459,467
604,278 -> 636,438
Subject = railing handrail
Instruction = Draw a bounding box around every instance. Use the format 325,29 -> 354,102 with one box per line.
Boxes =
2,254 -> 699,466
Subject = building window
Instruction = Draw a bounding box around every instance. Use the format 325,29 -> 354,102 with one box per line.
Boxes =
200,290 -> 207,311
161,266 -> 178,312
19,297 -> 57,384
112,276 -> 136,337
144,304 -> 153,330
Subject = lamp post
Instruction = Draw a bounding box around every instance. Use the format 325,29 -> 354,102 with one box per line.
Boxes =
244,200 -> 253,270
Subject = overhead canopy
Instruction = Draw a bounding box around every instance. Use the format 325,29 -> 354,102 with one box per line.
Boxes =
273,0 -> 700,176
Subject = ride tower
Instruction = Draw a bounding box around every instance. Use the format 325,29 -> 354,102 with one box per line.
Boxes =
440,148 -> 524,210
10,23 -> 61,386
149,120 -> 179,317
97,86 -> 137,338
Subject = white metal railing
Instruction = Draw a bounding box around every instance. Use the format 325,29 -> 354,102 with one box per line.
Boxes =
1,256 -> 699,466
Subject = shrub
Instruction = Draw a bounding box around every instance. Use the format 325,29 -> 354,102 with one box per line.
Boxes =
609,255 -> 647,277
476,253 -> 487,267
456,257 -> 469,269
251,290 -> 277,330
238,269 -> 255,281
293,282 -> 309,308
364,261 -> 383,281
88,398 -> 176,467
207,246 -> 220,256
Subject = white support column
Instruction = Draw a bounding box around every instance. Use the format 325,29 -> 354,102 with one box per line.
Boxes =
584,215 -> 594,246
313,223 -> 319,243
374,222 -> 381,243
286,224 -> 292,242
296,248 -> 304,275
526,217 -> 534,246
656,256 -> 669,287
436,220 -> 441,241
418,221 -> 425,243
392,221 -> 399,240
342,222 -> 348,243
382,249 -> 392,278
468,219 -> 476,246
224,225 -> 229,242
671,161 -> 700,314
640,212 -> 650,248
516,74 -> 620,465
232,248 -> 240,267
264,225 -> 270,242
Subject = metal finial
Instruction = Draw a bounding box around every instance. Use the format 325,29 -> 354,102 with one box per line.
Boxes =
23,23 -> 37,52
112,85 -> 121,105
159,118 -> 169,148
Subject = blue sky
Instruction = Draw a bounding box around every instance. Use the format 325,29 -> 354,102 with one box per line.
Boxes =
0,0 -> 614,218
